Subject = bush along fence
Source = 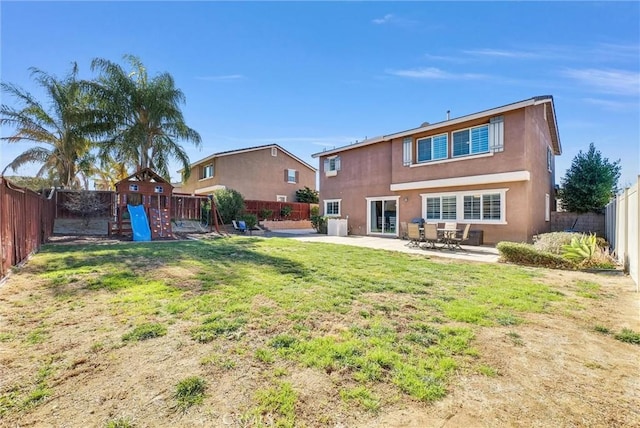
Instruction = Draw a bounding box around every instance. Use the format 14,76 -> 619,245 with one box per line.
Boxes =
0,177 -> 55,279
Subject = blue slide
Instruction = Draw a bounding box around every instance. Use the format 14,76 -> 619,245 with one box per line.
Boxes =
127,204 -> 151,241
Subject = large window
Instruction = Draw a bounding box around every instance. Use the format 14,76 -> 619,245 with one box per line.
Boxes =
200,164 -> 214,179
417,134 -> 448,162
325,199 -> 341,216
423,190 -> 506,223
452,125 -> 489,157
425,196 -> 457,220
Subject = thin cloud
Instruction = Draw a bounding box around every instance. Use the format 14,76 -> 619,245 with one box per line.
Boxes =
583,97 -> 639,111
562,68 -> 639,95
371,13 -> 418,27
387,67 -> 487,80
195,74 -> 245,81
424,53 -> 468,63
372,14 -> 394,25
463,48 -> 542,59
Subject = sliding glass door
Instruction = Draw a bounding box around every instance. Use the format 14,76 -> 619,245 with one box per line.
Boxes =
367,197 -> 398,236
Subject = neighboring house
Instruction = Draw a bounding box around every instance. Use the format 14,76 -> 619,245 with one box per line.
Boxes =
180,144 -> 317,201
312,96 -> 561,244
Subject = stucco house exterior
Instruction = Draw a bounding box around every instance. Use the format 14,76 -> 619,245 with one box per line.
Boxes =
180,144 -> 317,201
312,96 -> 561,244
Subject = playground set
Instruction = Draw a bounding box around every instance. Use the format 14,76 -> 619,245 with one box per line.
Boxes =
110,168 -> 222,241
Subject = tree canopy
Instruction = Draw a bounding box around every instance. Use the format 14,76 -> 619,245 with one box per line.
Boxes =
1,55 -> 201,188
0,64 -> 105,188
559,143 -> 621,213
91,55 -> 201,181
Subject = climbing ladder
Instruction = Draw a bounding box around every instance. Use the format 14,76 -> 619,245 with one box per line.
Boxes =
149,208 -> 173,239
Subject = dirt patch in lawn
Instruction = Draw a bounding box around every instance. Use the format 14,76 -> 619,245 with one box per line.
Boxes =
1,260 -> 639,427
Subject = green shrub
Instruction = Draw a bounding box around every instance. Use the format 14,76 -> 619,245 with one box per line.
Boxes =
533,232 -> 583,254
122,323 -> 167,342
614,328 -> 640,345
259,208 -> 273,220
310,214 -> 327,234
175,376 -> 206,410
562,234 -> 616,269
497,242 -> 574,269
213,189 -> 245,224
280,205 -> 293,218
240,213 -> 258,232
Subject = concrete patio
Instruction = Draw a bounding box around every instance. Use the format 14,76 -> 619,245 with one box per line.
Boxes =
267,229 -> 500,263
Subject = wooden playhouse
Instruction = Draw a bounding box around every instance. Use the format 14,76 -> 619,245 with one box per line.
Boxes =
111,168 -> 174,239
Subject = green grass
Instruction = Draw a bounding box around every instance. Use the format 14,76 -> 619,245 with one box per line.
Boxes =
254,381 -> 297,428
3,237 -> 582,417
575,280 -> 601,299
122,323 -> 167,342
614,328 -> 640,345
105,417 -> 136,428
174,376 -> 206,410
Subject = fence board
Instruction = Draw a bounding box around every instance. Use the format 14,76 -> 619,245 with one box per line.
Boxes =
0,178 -> 55,279
244,200 -> 311,221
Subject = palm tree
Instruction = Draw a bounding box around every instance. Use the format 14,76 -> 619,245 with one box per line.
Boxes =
1,64 -> 103,188
91,55 -> 201,181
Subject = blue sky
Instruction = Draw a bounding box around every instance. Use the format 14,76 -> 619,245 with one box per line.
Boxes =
1,1 -> 639,187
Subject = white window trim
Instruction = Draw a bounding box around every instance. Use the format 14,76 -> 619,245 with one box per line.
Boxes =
365,196 -> 400,237
199,164 -> 214,181
410,152 -> 493,168
287,169 -> 296,183
416,133 -> 448,163
547,146 -> 553,173
271,147 -> 278,157
420,188 -> 508,224
452,124 -> 490,158
324,199 -> 342,217
276,195 -> 287,202
545,194 -> 550,222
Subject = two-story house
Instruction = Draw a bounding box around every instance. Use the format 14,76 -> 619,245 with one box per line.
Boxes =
312,96 -> 561,244
180,144 -> 317,201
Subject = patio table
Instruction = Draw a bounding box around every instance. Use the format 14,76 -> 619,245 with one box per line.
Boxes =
437,228 -> 460,250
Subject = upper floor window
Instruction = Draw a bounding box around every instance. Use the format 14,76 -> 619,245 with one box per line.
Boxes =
129,184 -> 139,192
402,137 -> 412,166
324,156 -> 341,176
453,125 -> 489,157
200,164 -> 214,179
154,186 -> 164,193
417,134 -> 448,163
286,169 -> 297,183
547,147 -> 553,172
271,147 -> 278,157
276,195 -> 287,202
325,199 -> 341,216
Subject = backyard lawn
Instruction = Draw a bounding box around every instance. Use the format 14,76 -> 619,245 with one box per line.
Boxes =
0,237 -> 638,427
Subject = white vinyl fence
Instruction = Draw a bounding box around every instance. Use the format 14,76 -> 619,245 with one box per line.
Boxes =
606,176 -> 639,290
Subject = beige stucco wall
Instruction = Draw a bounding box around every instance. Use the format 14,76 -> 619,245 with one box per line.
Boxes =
181,147 -> 316,201
318,103 -> 558,244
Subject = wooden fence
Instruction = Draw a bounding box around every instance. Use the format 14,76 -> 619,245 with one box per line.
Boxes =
55,190 -> 114,218
244,200 -> 311,221
0,177 -> 55,279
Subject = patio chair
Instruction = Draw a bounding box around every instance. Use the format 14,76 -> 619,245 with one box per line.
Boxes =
422,223 -> 440,249
399,221 -> 408,240
406,223 -> 423,247
449,223 -> 471,250
232,220 -> 247,233
444,222 -> 458,231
